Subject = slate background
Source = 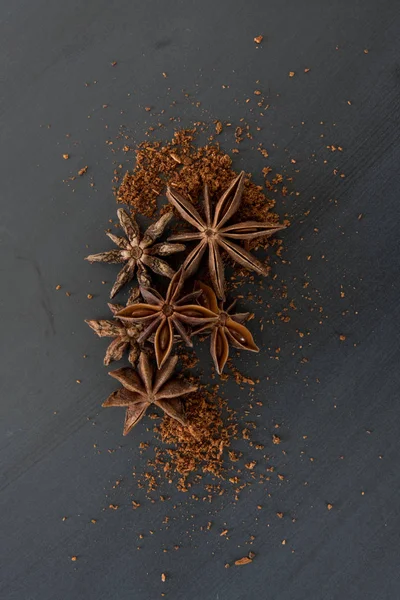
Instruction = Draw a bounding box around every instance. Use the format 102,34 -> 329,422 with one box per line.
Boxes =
1,1 -> 400,599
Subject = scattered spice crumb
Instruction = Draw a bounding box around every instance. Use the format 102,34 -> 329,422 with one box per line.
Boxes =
62,154 -> 69,160
78,166 -> 88,176
253,35 -> 263,44
235,556 -> 253,566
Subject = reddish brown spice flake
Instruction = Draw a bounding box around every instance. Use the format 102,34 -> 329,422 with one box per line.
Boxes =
78,166 -> 88,176
235,556 -> 253,565
254,35 -> 263,44
272,434 -> 281,445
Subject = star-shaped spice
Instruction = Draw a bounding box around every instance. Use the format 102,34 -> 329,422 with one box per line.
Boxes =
103,353 -> 197,435
85,289 -> 143,366
85,209 -> 185,298
167,171 -> 285,300
193,282 -> 259,374
116,268 -> 217,368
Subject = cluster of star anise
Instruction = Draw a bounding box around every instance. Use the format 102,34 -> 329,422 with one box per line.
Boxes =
85,171 -> 285,435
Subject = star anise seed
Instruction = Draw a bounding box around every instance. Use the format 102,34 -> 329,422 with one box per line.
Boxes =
85,209 -> 185,298
85,288 -> 144,365
167,171 -> 285,300
103,353 -> 197,435
192,281 -> 259,374
116,268 -> 218,368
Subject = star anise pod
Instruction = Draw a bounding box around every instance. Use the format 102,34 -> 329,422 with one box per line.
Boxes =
192,281 -> 259,374
116,268 -> 218,368
166,171 -> 286,300
103,352 -> 197,435
85,209 -> 185,298
85,289 -> 144,366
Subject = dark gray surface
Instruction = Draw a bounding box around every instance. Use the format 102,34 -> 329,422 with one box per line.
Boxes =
1,1 -> 400,599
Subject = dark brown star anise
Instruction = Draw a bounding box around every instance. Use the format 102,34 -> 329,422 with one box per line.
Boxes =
85,289 -> 143,366
85,208 -> 185,298
167,171 -> 285,300
103,352 -> 197,435
116,268 -> 217,368
192,281 -> 259,374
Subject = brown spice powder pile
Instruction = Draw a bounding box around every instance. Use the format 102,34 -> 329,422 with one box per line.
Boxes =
152,389 -> 237,492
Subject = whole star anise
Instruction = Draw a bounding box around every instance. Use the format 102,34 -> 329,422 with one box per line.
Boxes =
103,353 -> 197,435
166,171 -> 285,300
116,268 -> 217,368
85,208 -> 185,298
85,289 -> 143,366
192,281 -> 259,374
